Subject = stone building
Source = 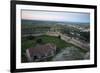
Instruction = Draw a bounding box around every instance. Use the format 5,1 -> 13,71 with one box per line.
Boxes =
26,43 -> 56,62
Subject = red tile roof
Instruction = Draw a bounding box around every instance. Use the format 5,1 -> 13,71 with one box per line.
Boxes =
27,43 -> 56,57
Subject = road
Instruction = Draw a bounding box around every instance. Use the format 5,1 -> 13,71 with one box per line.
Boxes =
46,32 -> 90,51
60,33 -> 89,51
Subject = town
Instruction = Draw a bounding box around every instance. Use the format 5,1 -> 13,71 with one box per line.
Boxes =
21,20 -> 90,63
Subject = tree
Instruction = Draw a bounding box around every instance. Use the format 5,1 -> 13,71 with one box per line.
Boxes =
27,35 -> 35,40
58,35 -> 61,39
36,38 -> 43,44
80,31 -> 90,42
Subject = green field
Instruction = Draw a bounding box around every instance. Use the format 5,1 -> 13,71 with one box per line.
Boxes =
21,35 -> 86,62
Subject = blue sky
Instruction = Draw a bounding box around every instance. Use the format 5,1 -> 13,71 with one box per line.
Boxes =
21,10 -> 90,23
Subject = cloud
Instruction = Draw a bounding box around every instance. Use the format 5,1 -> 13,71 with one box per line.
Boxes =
21,10 -> 90,23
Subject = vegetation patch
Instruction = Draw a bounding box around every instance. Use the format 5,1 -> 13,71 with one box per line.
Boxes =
21,35 -> 87,62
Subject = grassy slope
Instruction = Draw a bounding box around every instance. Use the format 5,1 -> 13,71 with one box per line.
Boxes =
21,35 -> 86,62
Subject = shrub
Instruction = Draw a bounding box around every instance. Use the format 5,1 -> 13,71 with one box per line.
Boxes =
27,36 -> 35,40
58,35 -> 61,39
36,38 -> 43,44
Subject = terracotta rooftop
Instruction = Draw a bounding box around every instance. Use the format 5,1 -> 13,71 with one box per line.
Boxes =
27,43 -> 56,57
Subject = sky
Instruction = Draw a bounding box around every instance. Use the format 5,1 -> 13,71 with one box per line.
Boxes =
21,10 -> 90,23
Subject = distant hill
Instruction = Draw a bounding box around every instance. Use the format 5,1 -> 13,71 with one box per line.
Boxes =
21,19 -> 90,26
